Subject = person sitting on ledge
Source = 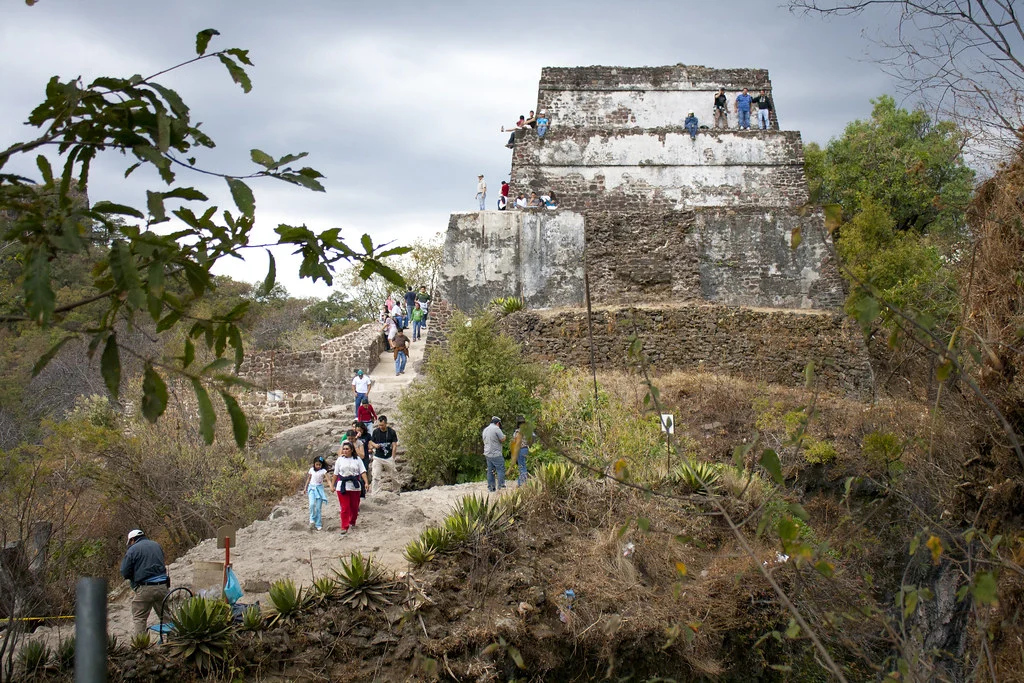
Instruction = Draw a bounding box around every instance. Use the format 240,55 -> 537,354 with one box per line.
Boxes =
536,111 -> 550,138
541,192 -> 558,209
527,192 -> 544,208
501,115 -> 526,148
515,193 -> 528,209
684,112 -> 699,140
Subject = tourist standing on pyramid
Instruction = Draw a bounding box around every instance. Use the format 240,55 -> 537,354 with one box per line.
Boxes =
754,89 -> 774,130
713,88 -> 728,128
735,88 -> 752,130
476,174 -> 487,210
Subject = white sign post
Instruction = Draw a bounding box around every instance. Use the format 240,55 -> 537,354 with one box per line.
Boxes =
660,414 -> 674,434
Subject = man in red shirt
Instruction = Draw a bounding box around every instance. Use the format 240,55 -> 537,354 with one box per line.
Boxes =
357,400 -> 377,430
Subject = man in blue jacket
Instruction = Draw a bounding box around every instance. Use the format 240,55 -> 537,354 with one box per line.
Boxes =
683,112 -> 699,140
735,88 -> 753,130
120,529 -> 170,634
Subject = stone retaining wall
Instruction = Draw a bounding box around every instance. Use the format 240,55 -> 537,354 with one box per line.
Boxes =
498,305 -> 873,397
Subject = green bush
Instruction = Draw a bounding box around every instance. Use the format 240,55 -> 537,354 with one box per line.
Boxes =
804,439 -> 838,465
403,539 -> 438,567
863,430 -> 905,477
489,296 -> 526,315
672,459 -> 722,493
400,312 -> 542,484
268,578 -> 304,619
55,637 -> 75,671
240,605 -> 263,631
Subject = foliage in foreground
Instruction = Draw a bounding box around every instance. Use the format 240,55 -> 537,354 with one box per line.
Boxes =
400,312 -> 543,484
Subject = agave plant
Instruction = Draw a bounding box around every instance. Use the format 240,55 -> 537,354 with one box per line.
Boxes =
268,578 -> 305,621
419,525 -> 454,554
55,637 -> 75,671
335,553 -> 391,611
130,632 -> 152,651
534,462 -> 575,495
403,539 -> 438,567
310,575 -> 338,605
454,494 -> 513,533
489,296 -> 526,315
168,596 -> 233,673
444,510 -> 484,544
240,605 -> 264,631
18,640 -> 50,678
673,459 -> 721,494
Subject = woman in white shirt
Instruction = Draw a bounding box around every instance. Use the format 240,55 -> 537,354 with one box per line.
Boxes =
333,441 -> 368,534
302,456 -> 330,531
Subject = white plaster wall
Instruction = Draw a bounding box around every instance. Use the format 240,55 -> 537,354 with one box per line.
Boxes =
518,211 -> 585,307
535,166 -> 807,207
440,212 -> 520,297
542,90 -> 771,129
535,131 -> 798,167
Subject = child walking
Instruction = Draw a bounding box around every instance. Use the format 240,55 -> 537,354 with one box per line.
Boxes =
303,456 -> 329,531
333,441 -> 368,534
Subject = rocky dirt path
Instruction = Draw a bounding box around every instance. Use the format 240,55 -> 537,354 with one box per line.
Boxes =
45,324 -> 487,642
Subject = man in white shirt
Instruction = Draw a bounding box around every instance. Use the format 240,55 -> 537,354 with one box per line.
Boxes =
476,174 -> 487,211
352,369 -> 373,416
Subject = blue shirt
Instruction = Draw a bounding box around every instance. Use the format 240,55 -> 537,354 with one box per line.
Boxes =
736,93 -> 752,111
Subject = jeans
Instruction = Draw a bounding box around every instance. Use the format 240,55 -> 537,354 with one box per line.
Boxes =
307,485 -> 326,529
684,122 -> 697,139
478,193 -> 486,210
517,447 -> 528,486
537,124 -> 548,137
412,320 -> 423,340
758,109 -> 770,129
354,392 -> 367,415
395,351 -> 407,374
485,456 -> 506,491
738,109 -> 750,129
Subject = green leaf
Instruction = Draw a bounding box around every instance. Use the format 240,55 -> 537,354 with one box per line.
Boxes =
936,359 -> 953,382
227,178 -> 255,218
101,334 -> 121,399
92,201 -> 145,219
854,295 -> 880,329
251,149 -> 274,167
804,361 -> 815,389
217,54 -> 252,93
141,366 -> 168,423
195,28 -> 220,56
790,226 -> 802,250
262,250 -> 276,294
760,449 -> 784,485
507,644 -> 526,670
777,516 -> 799,542
156,110 -> 170,153
32,335 -> 76,377
813,560 -> 834,577
909,535 -> 920,557
183,338 -> 195,368
36,155 -> 54,184
784,618 -> 800,639
971,571 -> 999,606
637,517 -> 651,533
147,191 -> 168,223
162,187 -> 208,201
192,378 -> 216,444
220,391 -> 249,448
787,503 -> 809,521
823,204 -> 842,234
24,248 -> 55,323
902,587 -> 918,618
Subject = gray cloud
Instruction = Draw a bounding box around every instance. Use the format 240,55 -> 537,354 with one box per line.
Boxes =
0,0 -> 895,297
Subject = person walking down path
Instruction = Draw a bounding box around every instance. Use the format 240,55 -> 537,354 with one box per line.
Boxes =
403,286 -> 416,320
333,441 -> 368,534
369,415 -> 400,495
392,328 -> 410,375
482,416 -> 506,491
352,369 -> 373,416
303,457 -> 329,531
735,88 -> 753,130
356,400 -> 378,430
754,89 -> 774,130
411,302 -> 425,341
476,174 -> 487,210
510,418 -> 531,486
416,286 -> 431,325
120,530 -> 170,635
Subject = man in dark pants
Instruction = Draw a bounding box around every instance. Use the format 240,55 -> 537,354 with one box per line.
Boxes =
120,529 -> 170,635
754,89 -> 774,130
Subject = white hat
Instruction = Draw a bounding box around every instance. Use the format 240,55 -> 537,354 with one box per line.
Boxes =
127,529 -> 145,545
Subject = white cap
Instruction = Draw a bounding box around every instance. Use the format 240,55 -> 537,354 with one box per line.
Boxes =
127,529 -> 144,545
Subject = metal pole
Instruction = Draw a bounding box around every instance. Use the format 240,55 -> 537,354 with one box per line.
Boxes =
75,577 -> 107,683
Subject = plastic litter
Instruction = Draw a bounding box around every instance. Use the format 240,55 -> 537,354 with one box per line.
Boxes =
622,542 -> 635,558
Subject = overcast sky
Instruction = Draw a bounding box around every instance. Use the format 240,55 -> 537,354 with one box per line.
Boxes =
0,1 -> 895,299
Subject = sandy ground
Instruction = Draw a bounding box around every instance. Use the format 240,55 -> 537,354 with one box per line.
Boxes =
29,323 -> 490,644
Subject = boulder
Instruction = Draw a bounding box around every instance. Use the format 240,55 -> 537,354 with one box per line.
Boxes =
258,418 -> 350,463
